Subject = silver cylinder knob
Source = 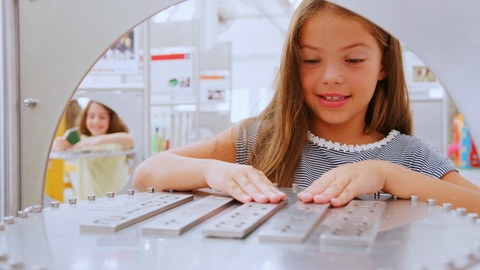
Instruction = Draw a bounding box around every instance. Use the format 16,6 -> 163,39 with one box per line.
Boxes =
442,203 -> 452,211
456,207 -> 467,216
4,216 -> 14,224
467,213 -> 478,222
33,205 -> 43,213
17,211 -> 27,218
127,189 -> 135,195
50,201 -> 60,208
147,187 -> 155,193
22,98 -> 38,108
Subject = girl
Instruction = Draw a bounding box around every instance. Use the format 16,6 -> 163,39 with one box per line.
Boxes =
132,0 -> 480,213
52,100 -> 134,200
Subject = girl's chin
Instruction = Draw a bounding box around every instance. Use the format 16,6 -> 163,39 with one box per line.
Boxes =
90,131 -> 106,136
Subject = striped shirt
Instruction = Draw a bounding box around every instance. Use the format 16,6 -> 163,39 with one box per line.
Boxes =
236,122 -> 458,188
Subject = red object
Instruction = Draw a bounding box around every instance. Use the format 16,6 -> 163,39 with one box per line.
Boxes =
165,140 -> 170,151
470,138 -> 480,167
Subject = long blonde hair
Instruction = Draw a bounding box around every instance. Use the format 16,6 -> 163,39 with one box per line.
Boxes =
240,0 -> 412,187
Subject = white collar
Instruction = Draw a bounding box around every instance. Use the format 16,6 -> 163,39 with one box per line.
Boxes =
307,130 -> 400,153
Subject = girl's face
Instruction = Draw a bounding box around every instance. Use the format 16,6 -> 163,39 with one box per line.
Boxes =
85,102 -> 110,136
299,12 -> 385,133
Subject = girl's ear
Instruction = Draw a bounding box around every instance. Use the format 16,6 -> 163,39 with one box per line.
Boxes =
378,65 -> 387,81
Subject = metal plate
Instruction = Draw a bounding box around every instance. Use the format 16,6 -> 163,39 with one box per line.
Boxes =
79,192 -> 193,232
0,189 -> 479,270
141,195 -> 234,235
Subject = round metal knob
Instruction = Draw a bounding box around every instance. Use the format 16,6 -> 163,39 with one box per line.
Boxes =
33,205 -> 43,213
50,201 -> 60,208
22,98 -> 38,108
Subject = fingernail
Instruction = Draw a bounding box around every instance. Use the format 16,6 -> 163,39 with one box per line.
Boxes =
314,194 -> 325,203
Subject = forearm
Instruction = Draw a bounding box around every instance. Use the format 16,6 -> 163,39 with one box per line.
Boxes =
96,132 -> 134,149
132,152 -> 212,192
382,161 -> 480,214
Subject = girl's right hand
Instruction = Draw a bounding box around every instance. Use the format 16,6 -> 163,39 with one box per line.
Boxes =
204,160 -> 286,204
51,137 -> 72,151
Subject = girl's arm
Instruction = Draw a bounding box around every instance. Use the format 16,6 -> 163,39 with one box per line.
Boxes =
382,163 -> 480,213
132,127 -> 286,203
298,160 -> 480,214
73,132 -> 134,150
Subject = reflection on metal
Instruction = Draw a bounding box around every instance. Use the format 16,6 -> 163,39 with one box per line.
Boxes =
22,98 -> 37,108
1,0 -> 20,218
0,189 -> 479,269
18,0 -> 186,210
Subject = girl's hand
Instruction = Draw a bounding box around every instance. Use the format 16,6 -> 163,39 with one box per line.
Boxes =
51,137 -> 72,151
297,160 -> 386,206
204,160 -> 287,204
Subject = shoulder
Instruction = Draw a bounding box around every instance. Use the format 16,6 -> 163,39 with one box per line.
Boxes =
237,119 -> 263,146
391,131 -> 439,153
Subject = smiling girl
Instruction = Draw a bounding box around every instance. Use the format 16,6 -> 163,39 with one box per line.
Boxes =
52,100 -> 133,200
132,0 -> 480,213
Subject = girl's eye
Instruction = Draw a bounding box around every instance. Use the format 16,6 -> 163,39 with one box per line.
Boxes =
346,59 -> 364,64
303,59 -> 320,64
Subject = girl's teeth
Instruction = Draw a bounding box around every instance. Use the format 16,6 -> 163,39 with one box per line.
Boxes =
324,96 -> 345,101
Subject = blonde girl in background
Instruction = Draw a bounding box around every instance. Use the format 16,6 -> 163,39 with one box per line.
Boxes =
52,100 -> 134,200
132,0 -> 480,213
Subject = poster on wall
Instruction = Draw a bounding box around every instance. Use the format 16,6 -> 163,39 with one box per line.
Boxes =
402,45 -> 442,98
150,52 -> 194,93
200,70 -> 230,110
90,29 -> 140,74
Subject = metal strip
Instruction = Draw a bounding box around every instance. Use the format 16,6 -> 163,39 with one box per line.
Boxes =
202,200 -> 287,239
0,0 -> 20,218
319,200 -> 386,248
141,195 -> 234,235
258,201 -> 330,242
80,193 -> 193,232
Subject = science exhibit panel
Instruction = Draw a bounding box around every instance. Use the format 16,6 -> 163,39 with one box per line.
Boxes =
1,188 -> 479,270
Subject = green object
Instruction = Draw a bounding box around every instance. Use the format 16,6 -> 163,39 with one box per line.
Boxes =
169,78 -> 178,87
64,127 -> 80,145
151,127 -> 159,155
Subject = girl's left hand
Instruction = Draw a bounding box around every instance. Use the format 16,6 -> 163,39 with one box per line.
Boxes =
297,160 -> 387,206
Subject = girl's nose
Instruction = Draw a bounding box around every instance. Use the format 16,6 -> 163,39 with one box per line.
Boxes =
321,63 -> 344,85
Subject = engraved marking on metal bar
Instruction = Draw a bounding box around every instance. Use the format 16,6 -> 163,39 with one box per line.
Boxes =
319,200 -> 386,248
258,201 -> 330,242
141,195 -> 234,235
202,200 -> 287,239
80,193 -> 194,232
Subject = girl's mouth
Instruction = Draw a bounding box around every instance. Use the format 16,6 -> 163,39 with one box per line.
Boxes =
318,95 -> 350,108
321,96 -> 347,101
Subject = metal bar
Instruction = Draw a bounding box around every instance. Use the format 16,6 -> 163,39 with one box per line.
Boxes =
80,193 -> 193,232
142,195 -> 234,235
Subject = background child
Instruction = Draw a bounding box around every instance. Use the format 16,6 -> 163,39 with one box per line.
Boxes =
132,0 -> 480,213
52,100 -> 134,200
